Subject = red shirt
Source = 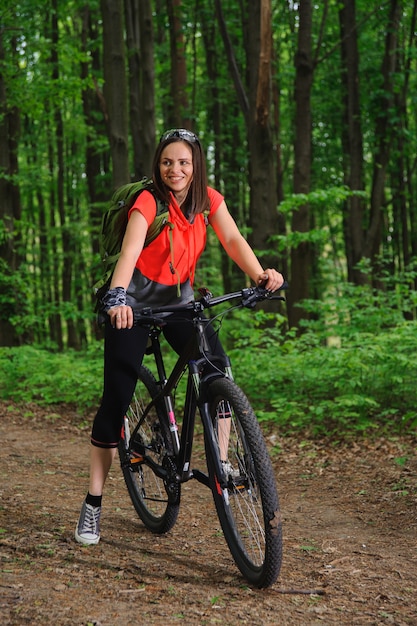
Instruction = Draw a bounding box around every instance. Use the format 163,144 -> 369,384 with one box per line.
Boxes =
129,187 -> 224,286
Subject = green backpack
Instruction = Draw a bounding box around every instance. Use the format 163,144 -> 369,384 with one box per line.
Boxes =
93,178 -> 172,298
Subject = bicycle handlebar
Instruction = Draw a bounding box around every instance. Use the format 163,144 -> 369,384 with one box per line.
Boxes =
199,280 -> 288,309
133,281 -> 288,326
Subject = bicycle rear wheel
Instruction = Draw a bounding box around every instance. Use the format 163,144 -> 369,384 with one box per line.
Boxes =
118,365 -> 180,534
205,377 -> 282,588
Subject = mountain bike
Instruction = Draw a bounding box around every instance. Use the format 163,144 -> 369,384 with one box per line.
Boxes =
118,285 -> 285,588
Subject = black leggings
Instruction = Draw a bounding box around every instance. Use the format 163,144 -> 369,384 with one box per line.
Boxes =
91,314 -> 225,448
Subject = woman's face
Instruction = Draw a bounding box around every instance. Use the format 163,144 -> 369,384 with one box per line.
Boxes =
159,141 -> 193,201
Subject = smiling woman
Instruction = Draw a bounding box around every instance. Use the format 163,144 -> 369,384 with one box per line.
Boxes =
75,128 -> 284,546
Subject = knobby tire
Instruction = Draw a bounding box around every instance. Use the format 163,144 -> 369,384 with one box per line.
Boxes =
118,365 -> 180,534
205,377 -> 282,588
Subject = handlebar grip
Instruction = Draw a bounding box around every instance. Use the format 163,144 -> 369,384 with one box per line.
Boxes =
133,312 -> 167,327
257,279 -> 289,291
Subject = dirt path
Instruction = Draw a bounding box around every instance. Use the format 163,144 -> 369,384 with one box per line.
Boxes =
1,402 -> 416,625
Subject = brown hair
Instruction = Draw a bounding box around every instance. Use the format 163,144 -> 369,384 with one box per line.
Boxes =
151,132 -> 210,217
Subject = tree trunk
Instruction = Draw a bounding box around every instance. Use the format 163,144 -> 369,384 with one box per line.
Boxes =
81,3 -> 109,249
50,0 -> 66,350
101,0 -> 130,187
389,0 -> 417,306
125,0 -> 156,178
287,0 -> 313,327
364,0 -> 401,268
404,0 -> 417,286
37,185 -> 52,345
216,0 -> 280,290
166,0 -> 190,128
199,10 -> 230,290
0,24 -> 22,346
81,4 -> 112,339
246,0 -> 279,258
339,0 -> 366,285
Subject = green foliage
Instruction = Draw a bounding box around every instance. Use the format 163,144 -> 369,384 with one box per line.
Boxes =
1,2 -> 417,432
265,325 -> 417,436
1,2 -> 417,349
276,186 -> 367,217
0,343 -> 103,410
227,282 -> 417,437
1,282 -> 416,439
0,259 -> 31,324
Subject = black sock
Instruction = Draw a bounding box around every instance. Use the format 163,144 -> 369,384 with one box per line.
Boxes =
86,492 -> 102,508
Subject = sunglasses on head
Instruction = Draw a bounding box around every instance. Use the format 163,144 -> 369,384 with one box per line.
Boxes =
160,128 -> 200,144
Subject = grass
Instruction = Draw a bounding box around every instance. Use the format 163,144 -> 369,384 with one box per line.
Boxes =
1,282 -> 417,438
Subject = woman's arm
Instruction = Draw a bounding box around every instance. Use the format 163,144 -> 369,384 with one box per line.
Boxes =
210,201 -> 284,291
107,210 -> 149,328
110,211 -> 148,289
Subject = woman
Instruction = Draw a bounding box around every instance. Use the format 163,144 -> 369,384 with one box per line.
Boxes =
75,129 -> 284,545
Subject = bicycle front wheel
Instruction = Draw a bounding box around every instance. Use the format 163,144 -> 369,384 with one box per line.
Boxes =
205,377 -> 282,588
118,365 -> 180,534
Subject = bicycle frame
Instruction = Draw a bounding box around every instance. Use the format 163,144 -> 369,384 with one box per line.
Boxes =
128,306 -> 233,491
127,284 -> 287,495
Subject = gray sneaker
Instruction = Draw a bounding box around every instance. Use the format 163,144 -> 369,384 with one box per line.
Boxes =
75,501 -> 101,545
221,460 -> 240,479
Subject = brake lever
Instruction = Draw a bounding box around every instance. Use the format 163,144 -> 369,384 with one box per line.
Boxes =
242,281 -> 289,308
197,287 -> 213,307
241,287 -> 266,308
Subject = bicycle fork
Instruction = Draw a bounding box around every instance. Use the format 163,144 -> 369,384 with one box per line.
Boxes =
189,361 -> 230,491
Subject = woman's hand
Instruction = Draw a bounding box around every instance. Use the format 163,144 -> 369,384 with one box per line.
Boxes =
257,269 -> 285,292
108,305 -> 134,329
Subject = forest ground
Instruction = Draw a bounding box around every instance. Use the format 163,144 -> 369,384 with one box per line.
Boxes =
1,401 -> 416,626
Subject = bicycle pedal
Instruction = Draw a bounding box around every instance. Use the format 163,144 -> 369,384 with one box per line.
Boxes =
130,451 -> 145,464
228,478 -> 248,494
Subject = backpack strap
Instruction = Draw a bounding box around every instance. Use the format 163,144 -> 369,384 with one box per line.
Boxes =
167,226 -> 181,297
187,208 -> 211,288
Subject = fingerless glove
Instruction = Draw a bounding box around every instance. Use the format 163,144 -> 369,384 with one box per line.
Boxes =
101,286 -> 126,311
